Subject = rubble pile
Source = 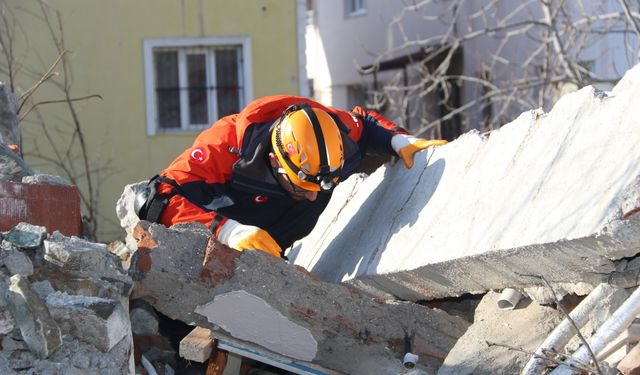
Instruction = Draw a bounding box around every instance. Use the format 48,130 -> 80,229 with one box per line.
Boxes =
0,224 -> 134,374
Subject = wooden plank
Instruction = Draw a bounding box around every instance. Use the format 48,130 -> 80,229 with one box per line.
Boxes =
179,326 -> 214,363
206,347 -> 228,375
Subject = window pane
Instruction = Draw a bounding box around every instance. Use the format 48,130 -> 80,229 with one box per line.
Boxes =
154,51 -> 180,129
187,53 -> 209,125
215,49 -> 240,117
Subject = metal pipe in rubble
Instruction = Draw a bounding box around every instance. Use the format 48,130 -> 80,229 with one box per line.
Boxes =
550,285 -> 640,375
521,283 -> 615,375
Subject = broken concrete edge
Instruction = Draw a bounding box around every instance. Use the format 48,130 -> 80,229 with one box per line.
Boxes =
129,222 -> 469,374
345,216 -> 640,302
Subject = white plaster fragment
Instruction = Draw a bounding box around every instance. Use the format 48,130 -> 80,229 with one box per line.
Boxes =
194,290 -> 317,361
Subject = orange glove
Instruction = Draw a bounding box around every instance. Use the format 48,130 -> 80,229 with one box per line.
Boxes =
391,134 -> 448,169
216,218 -> 282,257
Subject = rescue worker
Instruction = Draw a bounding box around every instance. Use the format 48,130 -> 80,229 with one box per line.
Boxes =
136,95 -> 446,258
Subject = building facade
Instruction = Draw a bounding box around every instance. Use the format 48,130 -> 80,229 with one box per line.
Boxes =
1,0 -> 307,240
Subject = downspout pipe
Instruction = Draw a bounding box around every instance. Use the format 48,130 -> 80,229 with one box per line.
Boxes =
522,284 -> 616,375
551,285 -> 640,375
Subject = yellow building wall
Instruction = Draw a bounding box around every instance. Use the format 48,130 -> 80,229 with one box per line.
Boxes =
1,0 -> 302,241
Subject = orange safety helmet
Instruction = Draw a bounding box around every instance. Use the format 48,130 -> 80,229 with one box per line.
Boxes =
271,104 -> 344,191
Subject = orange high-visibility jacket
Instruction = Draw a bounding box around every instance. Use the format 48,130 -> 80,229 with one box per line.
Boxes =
157,95 -> 407,252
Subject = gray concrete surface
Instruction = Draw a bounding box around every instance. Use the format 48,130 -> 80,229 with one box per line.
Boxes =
289,63 -> 640,300
437,291 -> 564,375
129,221 -> 469,374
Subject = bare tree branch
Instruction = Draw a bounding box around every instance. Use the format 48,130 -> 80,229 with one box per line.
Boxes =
19,94 -> 102,121
17,48 -> 71,110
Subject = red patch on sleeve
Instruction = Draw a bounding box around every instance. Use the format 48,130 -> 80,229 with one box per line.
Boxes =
190,147 -> 207,163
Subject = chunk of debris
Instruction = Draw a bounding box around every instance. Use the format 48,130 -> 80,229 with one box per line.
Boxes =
2,222 -> 47,250
6,274 -> 62,358
46,292 -> 131,352
438,291 -> 564,375
2,248 -> 34,276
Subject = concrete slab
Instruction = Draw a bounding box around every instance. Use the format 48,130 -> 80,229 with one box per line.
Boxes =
128,222 -> 469,374
289,63 -> 640,300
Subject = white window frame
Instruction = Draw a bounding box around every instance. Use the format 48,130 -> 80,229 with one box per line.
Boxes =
345,0 -> 367,17
143,36 -> 253,136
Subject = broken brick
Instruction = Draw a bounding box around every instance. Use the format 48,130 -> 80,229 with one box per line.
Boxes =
0,180 -> 82,236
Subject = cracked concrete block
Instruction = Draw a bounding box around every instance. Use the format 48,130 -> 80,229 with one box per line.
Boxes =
31,267 -> 131,301
290,63 -> 640,301
44,232 -> 129,284
7,274 -> 62,358
127,222 -> 469,374
3,249 -> 33,276
2,222 -> 47,250
438,291 -> 564,375
46,292 -> 130,352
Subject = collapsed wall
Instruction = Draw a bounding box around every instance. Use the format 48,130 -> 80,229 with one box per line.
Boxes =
289,64 -> 640,301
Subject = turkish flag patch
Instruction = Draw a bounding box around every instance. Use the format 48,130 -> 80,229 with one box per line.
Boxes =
252,195 -> 268,204
189,147 -> 207,163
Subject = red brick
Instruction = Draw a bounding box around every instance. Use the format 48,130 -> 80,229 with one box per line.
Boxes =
200,237 -> 240,284
0,180 -> 82,236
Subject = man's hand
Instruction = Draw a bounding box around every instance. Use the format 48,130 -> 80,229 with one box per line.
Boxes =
216,218 -> 282,257
391,134 -> 448,169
